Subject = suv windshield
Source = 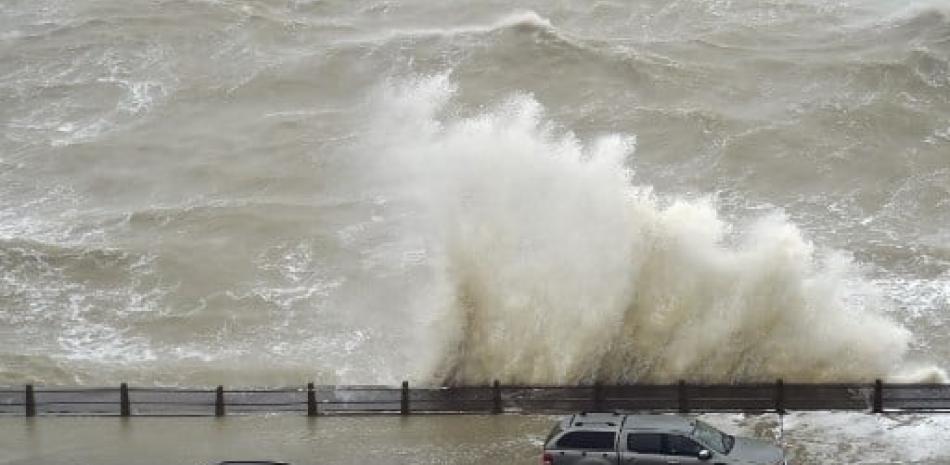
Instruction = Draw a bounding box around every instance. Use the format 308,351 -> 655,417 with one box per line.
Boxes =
690,421 -> 735,454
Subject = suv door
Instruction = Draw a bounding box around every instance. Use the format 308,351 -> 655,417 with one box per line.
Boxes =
550,431 -> 618,465
619,433 -> 666,465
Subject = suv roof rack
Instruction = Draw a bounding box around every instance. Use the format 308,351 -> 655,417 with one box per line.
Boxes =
573,411 -> 623,427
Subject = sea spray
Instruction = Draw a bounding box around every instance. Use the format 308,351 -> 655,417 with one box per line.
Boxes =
367,74 -> 940,385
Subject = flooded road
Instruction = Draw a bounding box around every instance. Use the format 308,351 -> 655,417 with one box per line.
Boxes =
2,413 -> 949,464
1,415 -> 550,465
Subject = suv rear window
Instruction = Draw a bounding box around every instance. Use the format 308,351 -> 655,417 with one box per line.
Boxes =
555,431 -> 616,450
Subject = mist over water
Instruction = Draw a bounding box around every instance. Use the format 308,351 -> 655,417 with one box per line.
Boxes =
1,0 -> 949,386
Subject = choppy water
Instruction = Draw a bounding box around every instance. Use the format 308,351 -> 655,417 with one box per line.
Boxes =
1,0 -> 949,386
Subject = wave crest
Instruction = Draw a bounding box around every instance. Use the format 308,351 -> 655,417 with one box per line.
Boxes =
355,11 -> 565,45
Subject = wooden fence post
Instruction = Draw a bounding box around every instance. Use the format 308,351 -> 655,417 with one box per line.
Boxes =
120,383 -> 130,417
25,384 -> 35,417
307,382 -> 318,417
774,379 -> 785,415
492,380 -> 502,414
400,381 -> 410,415
215,385 -> 225,417
678,380 -> 689,414
872,379 -> 883,413
593,382 -> 604,411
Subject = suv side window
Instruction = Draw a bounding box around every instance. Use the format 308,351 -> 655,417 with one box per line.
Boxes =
665,435 -> 704,456
627,433 -> 663,454
555,431 -> 616,450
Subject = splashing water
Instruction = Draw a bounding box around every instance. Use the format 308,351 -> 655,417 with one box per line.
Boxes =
364,75 -> 944,385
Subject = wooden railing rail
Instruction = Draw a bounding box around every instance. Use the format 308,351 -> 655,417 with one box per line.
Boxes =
3,381 -> 948,417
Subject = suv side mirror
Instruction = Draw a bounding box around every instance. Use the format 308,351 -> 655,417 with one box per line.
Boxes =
698,449 -> 712,460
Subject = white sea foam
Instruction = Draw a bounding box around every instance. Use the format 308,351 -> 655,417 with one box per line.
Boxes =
780,411 -> 950,463
700,411 -> 950,464
365,75 -> 945,385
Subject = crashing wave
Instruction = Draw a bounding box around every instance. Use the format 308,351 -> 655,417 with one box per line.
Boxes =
364,74 -> 946,385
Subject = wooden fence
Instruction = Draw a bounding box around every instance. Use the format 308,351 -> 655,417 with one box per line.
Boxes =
1,380 -> 949,417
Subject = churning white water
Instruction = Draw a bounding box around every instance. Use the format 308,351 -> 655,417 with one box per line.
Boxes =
364,75 -> 941,384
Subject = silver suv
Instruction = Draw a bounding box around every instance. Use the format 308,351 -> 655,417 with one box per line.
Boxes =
542,413 -> 786,465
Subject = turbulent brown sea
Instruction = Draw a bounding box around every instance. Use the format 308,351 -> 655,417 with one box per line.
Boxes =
1,0 -> 949,387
